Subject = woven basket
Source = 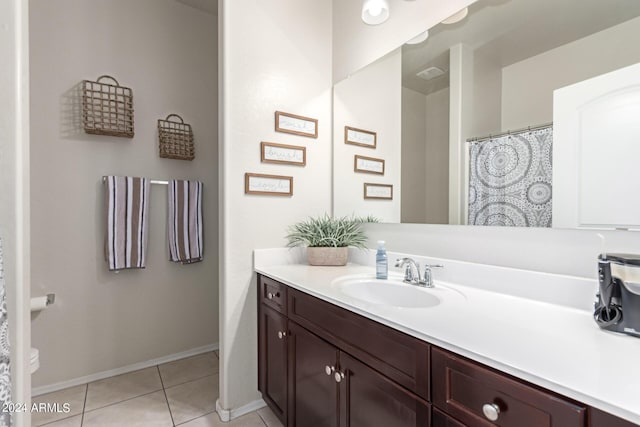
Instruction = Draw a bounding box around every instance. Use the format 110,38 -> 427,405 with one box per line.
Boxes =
82,75 -> 134,138
158,114 -> 195,161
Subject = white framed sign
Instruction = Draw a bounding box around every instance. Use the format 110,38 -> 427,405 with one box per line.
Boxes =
275,111 -> 318,138
364,183 -> 393,200
245,173 -> 293,196
261,141 -> 306,166
345,126 -> 377,148
354,155 -> 384,175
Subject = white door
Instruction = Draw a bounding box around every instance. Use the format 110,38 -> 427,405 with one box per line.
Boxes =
553,62 -> 640,229
0,1 -> 32,425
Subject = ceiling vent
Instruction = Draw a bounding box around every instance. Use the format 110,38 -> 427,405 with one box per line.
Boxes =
416,66 -> 446,81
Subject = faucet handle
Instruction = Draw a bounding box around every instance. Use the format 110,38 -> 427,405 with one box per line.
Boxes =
422,264 -> 443,287
394,258 -> 409,267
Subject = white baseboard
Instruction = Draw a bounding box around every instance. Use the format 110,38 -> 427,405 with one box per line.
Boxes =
32,343 -> 219,397
215,398 -> 266,422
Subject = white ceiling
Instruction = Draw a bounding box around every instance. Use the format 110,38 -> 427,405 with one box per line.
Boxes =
402,0 -> 640,95
176,0 -> 217,15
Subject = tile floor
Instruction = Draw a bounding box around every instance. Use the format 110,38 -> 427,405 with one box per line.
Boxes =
32,351 -> 283,427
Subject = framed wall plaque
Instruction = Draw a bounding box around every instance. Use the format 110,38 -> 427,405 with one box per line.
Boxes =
245,173 -> 293,196
354,155 -> 385,175
261,141 -> 306,166
364,183 -> 393,200
345,126 -> 377,148
275,111 -> 318,138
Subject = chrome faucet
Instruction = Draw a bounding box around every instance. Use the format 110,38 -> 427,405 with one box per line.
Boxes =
395,258 -> 443,288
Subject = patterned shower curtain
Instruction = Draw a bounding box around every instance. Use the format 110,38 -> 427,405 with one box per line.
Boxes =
467,126 -> 553,227
0,238 -> 11,427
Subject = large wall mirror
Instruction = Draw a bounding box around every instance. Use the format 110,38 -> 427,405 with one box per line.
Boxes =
333,0 -> 640,229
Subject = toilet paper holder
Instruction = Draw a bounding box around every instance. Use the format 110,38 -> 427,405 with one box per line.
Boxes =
31,293 -> 55,312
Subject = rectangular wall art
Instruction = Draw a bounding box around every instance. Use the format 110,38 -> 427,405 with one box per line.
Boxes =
345,126 -> 376,148
364,183 -> 393,200
354,155 -> 384,175
245,173 -> 293,196
275,111 -> 318,138
261,142 -> 306,166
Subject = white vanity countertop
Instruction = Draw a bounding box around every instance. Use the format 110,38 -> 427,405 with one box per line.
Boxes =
254,248 -> 640,424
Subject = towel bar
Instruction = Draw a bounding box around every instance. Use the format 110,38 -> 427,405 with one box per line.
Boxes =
101,176 -> 168,185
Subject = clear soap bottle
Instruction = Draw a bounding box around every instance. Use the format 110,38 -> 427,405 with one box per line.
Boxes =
376,240 -> 388,279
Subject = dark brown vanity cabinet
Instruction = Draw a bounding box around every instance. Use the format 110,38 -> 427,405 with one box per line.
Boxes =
258,274 -> 639,427
259,274 -> 430,427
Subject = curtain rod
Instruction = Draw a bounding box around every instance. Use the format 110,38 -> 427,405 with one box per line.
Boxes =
467,122 -> 553,144
101,176 -> 168,185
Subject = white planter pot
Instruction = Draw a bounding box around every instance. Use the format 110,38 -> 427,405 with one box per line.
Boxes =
307,247 -> 349,266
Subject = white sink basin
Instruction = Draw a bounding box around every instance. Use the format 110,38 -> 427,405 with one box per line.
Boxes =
331,275 -> 465,308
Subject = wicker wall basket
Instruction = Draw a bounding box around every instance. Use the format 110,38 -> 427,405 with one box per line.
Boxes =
82,75 -> 134,138
158,114 -> 195,160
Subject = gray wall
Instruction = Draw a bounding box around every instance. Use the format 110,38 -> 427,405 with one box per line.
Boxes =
30,0 -> 218,389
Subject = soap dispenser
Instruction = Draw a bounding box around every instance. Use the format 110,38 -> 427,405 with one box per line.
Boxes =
376,240 -> 388,279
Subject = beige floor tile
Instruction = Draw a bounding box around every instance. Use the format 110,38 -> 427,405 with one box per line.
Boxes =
159,352 -> 218,388
179,411 -> 266,427
257,406 -> 284,427
39,414 -> 82,427
32,384 -> 86,426
165,374 -> 219,425
82,390 -> 173,427
85,366 -> 162,411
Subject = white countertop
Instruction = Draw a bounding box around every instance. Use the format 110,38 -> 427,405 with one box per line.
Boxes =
254,248 -> 640,424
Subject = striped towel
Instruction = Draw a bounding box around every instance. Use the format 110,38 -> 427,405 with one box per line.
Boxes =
168,180 -> 204,264
104,176 -> 150,271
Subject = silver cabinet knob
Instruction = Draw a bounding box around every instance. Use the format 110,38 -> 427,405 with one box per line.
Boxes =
277,331 -> 287,339
267,292 -> 279,300
334,371 -> 345,383
482,403 -> 500,421
325,365 -> 335,376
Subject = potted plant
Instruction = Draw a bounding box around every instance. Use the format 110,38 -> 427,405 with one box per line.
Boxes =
286,214 -> 371,266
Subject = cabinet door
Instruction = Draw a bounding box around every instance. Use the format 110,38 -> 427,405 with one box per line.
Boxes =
432,408 -> 465,427
288,321 -> 339,427
339,352 -> 430,427
259,305 -> 288,424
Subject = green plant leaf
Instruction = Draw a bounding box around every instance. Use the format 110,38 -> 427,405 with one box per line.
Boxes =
286,213 -> 369,248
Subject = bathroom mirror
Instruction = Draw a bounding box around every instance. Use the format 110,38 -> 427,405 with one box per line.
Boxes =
333,0 -> 640,229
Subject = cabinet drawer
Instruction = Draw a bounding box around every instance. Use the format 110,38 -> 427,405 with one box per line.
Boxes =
589,407 -> 638,427
259,275 -> 287,314
432,348 -> 586,427
288,287 -> 430,400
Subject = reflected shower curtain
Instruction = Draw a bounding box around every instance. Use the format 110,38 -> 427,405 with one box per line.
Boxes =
467,127 -> 553,227
0,238 -> 11,427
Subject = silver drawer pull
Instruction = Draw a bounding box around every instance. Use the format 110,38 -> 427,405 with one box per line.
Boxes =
277,331 -> 287,339
482,403 -> 500,421
334,371 -> 345,383
267,291 -> 280,300
325,365 -> 335,376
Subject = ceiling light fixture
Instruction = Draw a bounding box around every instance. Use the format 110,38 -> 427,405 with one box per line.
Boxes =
441,7 -> 468,25
406,30 -> 429,45
362,0 -> 390,25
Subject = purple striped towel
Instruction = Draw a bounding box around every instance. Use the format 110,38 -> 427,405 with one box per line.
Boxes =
168,180 -> 204,264
104,176 -> 150,271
